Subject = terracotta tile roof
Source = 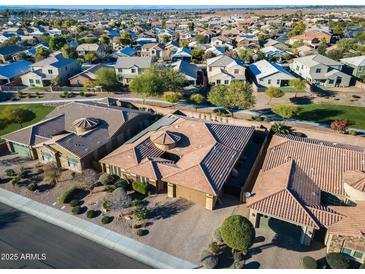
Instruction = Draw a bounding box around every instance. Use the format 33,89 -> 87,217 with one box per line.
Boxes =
343,170 -> 365,192
262,134 -> 365,195
328,202 -> 365,237
248,133 -> 365,228
101,115 -> 254,195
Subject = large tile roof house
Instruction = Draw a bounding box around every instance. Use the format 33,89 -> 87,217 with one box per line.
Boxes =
3,101 -> 154,172
100,114 -> 255,209
247,134 -> 365,262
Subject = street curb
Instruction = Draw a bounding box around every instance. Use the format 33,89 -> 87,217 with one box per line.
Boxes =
0,188 -> 198,269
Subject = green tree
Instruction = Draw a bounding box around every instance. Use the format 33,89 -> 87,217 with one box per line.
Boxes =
99,34 -> 110,45
220,215 -> 255,253
190,93 -> 205,104
161,34 -> 170,45
61,44 -> 78,59
326,48 -> 344,60
238,48 -> 253,63
1,107 -> 33,128
95,68 -> 119,91
118,31 -> 131,46
195,34 -> 207,44
180,40 -> 189,48
265,86 -> 284,104
49,36 -> 66,51
208,85 -> 229,109
272,104 -> 299,119
271,121 -> 290,134
159,68 -> 186,91
84,52 -> 98,63
188,22 -> 195,32
192,48 -> 204,63
289,78 -> 306,97
317,42 -> 328,55
35,47 -> 50,61
288,22 -> 306,37
291,40 -> 304,48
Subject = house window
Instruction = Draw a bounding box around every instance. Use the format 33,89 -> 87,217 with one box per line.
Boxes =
48,69 -> 53,74
316,68 -> 321,73
234,69 -> 239,74
354,251 -> 364,260
328,79 -> 334,84
67,158 -> 78,168
296,66 -> 299,70
341,247 -> 352,255
209,67 -> 212,72
359,66 -> 363,72
41,152 -> 52,162
29,79 -> 34,84
217,80 -> 221,84
131,68 -> 136,73
224,80 -> 229,85
268,79 -> 271,84
35,80 -> 40,84
277,79 -> 280,85
118,68 -> 123,72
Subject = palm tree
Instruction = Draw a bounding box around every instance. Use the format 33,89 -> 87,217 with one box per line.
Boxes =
271,122 -> 291,134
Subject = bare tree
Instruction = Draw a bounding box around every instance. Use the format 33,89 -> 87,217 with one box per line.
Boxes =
74,169 -> 98,189
110,187 -> 131,210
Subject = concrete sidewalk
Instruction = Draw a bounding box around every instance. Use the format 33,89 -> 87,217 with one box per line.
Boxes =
0,188 -> 197,269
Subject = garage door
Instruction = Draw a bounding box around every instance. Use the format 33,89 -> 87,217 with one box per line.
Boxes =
13,143 -> 31,158
175,185 -> 206,206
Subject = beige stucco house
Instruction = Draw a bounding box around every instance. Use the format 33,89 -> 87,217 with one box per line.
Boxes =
3,100 -> 154,172
206,55 -> 246,85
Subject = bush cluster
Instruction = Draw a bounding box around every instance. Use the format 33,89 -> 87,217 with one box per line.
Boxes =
302,256 -> 317,269
132,181 -> 149,196
5,169 -> 17,177
27,183 -> 38,191
101,216 -> 113,224
134,205 -> 149,220
99,173 -> 115,186
70,199 -> 80,207
86,210 -> 96,218
72,206 -> 82,215
59,186 -> 78,204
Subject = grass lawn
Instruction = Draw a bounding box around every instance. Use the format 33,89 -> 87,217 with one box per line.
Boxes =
296,104 -> 365,129
0,104 -> 55,138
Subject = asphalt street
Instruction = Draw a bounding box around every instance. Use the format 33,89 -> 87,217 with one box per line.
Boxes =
0,203 -> 151,269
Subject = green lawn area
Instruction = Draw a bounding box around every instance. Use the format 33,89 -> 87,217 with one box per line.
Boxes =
296,104 -> 365,129
0,104 -> 55,138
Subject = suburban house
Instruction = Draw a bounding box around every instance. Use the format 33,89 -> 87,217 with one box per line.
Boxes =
115,56 -> 152,85
260,46 -> 289,62
0,45 -> 25,63
340,55 -> 365,79
249,60 -> 295,88
3,101 -> 154,172
290,54 -> 352,87
171,60 -> 202,86
206,55 -> 246,85
171,47 -> 192,62
247,134 -> 365,263
116,47 -> 136,57
0,60 -> 32,85
100,114 -> 255,210
296,45 -> 316,57
21,53 -> 80,87
288,30 -> 332,47
76,43 -> 108,59
140,43 -> 165,60
69,64 -> 111,86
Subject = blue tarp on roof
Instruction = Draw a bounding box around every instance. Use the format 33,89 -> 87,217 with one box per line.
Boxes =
0,60 -> 32,79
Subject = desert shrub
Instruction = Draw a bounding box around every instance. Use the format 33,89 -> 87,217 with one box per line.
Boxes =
114,178 -> 129,190
18,168 -> 28,178
133,223 -> 142,229
190,93 -> 205,104
292,131 -> 306,137
326,253 -> 350,269
164,91 -> 180,103
302,256 -> 317,269
348,130 -> 357,136
330,120 -> 348,133
132,181 -> 149,196
208,242 -> 221,255
220,215 -> 255,253
105,185 -> 117,192
72,206 -> 82,215
70,199 -> 80,207
102,200 -> 111,211
5,169 -> 16,177
135,229 -> 145,236
101,216 -> 113,224
59,186 -> 78,204
11,176 -> 21,186
98,173 -> 115,185
134,205 -> 149,220
79,91 -> 85,97
27,183 -> 38,191
86,210 -> 96,218
212,228 -> 223,244
131,199 -> 143,207
200,250 -> 218,269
